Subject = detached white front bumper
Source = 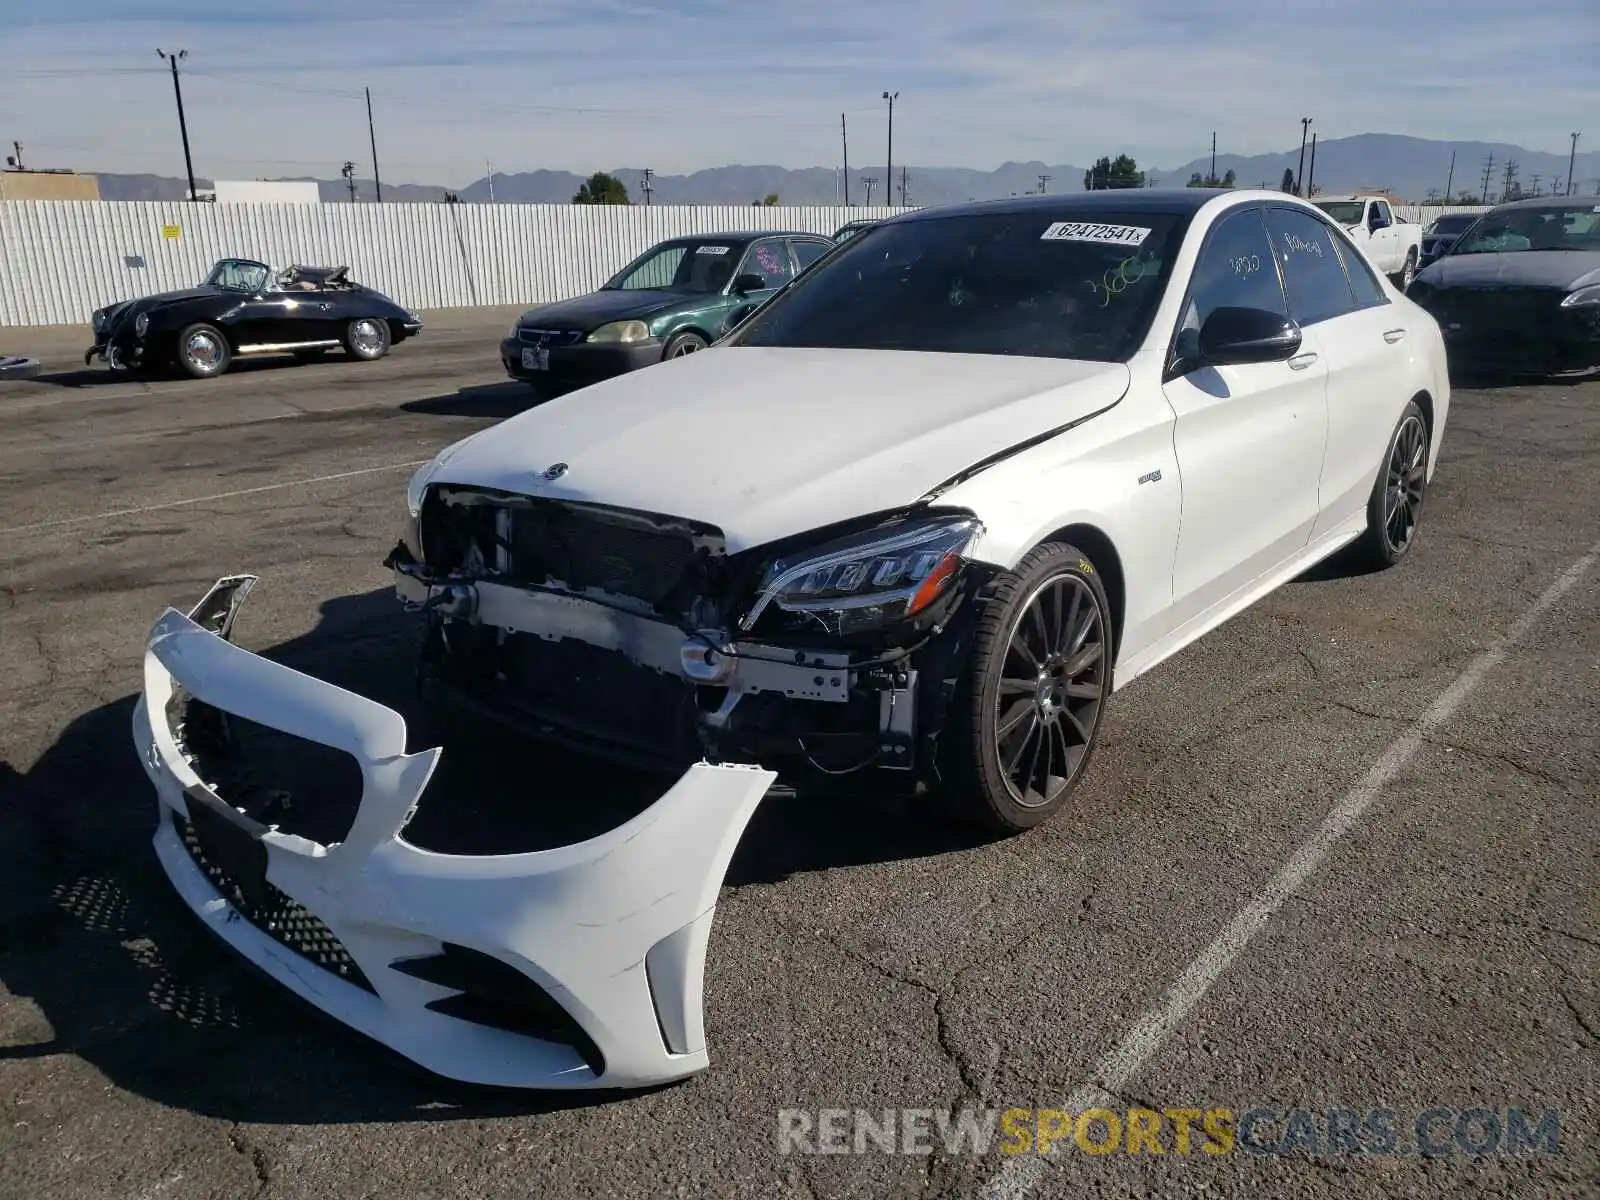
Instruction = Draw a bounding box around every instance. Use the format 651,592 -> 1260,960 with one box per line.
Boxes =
132,576 -> 777,1089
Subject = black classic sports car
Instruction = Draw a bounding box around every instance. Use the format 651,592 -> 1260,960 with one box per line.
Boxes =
1406,196 -> 1600,377
86,259 -> 423,378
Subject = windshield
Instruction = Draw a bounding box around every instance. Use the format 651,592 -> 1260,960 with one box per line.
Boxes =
603,239 -> 744,293
204,258 -> 270,292
1426,213 -> 1479,235
1313,201 -> 1366,226
730,209 -> 1188,363
1450,204 -> 1600,254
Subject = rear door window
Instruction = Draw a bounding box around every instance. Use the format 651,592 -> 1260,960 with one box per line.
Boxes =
1263,207 -> 1359,326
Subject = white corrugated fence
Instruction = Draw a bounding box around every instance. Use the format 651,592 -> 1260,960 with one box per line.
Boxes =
0,200 -> 1488,327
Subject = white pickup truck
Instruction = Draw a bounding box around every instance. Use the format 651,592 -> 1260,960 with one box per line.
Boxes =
1312,195 -> 1424,289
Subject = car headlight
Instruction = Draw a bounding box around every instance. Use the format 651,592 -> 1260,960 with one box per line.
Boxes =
743,515 -> 983,635
1559,284 -> 1600,308
134,312 -> 150,337
508,320 -> 522,337
405,435 -> 476,518
586,319 -> 652,344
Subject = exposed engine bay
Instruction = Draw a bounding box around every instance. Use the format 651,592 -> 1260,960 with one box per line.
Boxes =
388,484 -> 993,784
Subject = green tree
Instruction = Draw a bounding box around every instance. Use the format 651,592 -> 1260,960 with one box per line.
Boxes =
1083,154 -> 1144,190
1187,168 -> 1237,188
1455,191 -> 1480,205
572,171 -> 630,205
760,192 -> 780,206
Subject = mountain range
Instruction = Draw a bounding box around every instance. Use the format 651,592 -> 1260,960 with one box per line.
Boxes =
83,134 -> 1600,207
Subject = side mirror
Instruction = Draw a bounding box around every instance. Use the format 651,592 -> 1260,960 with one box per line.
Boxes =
731,272 -> 765,296
1197,306 -> 1302,365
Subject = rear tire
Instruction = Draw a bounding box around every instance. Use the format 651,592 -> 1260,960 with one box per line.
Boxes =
1394,249 -> 1417,291
1353,399 -> 1429,568
344,317 -> 391,361
174,323 -> 232,379
936,542 -> 1114,834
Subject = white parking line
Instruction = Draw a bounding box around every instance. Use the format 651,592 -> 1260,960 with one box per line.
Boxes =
0,460 -> 429,538
980,541 -> 1599,1200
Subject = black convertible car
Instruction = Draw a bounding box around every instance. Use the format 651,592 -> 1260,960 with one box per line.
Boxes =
1406,196 -> 1600,376
86,259 -> 423,378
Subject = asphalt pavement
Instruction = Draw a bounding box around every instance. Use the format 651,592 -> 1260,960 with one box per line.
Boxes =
0,315 -> 1594,1200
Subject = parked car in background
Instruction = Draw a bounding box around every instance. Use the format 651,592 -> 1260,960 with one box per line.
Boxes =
1406,195 -> 1600,376
1313,195 -> 1425,288
501,231 -> 834,392
86,260 -> 422,379
1419,211 -> 1481,267
831,218 -> 880,243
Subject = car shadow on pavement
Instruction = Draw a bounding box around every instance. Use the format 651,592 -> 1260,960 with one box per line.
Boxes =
0,587 -> 989,1124
400,381 -> 544,419
30,356 -> 337,389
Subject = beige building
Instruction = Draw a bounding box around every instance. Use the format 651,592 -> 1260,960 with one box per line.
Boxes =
0,169 -> 101,201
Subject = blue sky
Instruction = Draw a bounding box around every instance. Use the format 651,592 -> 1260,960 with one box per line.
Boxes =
2,1 -> 1594,184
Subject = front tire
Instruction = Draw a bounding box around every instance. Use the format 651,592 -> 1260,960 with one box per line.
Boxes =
937,542 -> 1114,833
344,317 -> 391,361
174,323 -> 232,379
663,330 -> 708,359
1353,400 -> 1429,568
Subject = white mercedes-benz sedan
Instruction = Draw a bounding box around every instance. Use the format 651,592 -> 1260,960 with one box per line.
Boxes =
133,189 -> 1449,1089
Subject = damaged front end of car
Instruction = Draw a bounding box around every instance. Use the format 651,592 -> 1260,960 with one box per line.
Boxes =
389,481 -> 993,786
134,575 -> 778,1089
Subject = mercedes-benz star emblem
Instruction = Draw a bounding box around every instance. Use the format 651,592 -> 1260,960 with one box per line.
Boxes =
542,462 -> 569,481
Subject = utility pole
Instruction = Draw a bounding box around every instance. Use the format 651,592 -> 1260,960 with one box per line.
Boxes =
366,86 -> 383,202
341,160 -> 357,202
1479,153 -> 1495,203
6,141 -> 22,169
157,49 -> 197,202
1306,132 -> 1318,197
1500,158 -> 1518,202
862,175 -> 878,206
1444,149 -> 1455,202
882,90 -> 898,206
840,113 -> 850,206
486,161 -> 495,203
1038,173 -> 1052,194
1296,117 -> 1312,195
1530,173 -> 1542,197
1568,132 -> 1581,196
641,167 -> 654,207
1210,131 -> 1216,184
901,166 -> 910,205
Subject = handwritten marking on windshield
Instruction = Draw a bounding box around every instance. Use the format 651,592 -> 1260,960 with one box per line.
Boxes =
1229,253 -> 1262,277
1086,255 -> 1153,307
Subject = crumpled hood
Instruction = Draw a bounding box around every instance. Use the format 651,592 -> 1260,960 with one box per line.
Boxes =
516,289 -> 688,331
429,347 -> 1130,553
1417,250 -> 1600,291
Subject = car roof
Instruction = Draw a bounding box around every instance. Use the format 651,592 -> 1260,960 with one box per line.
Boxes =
1490,194 -> 1599,212
657,229 -> 824,244
894,189 -> 1236,223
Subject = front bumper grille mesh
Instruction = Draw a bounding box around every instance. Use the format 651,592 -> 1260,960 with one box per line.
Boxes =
176,813 -> 377,993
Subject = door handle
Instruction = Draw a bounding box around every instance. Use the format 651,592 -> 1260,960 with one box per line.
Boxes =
1287,352 -> 1318,371
319,303 -> 332,311
1383,328 -> 1406,343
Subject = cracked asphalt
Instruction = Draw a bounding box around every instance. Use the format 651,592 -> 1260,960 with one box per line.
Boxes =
0,315 -> 1594,1200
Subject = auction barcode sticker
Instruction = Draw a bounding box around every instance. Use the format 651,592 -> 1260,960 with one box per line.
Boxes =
1040,222 -> 1151,247
696,245 -> 732,255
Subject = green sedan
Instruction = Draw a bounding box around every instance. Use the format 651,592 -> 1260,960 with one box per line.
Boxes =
501,230 -> 833,392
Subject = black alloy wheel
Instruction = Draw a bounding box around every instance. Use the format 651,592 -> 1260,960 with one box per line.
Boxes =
938,541 -> 1114,833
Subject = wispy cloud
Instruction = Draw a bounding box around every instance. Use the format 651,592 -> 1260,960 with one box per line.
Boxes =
2,0 -> 1593,184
